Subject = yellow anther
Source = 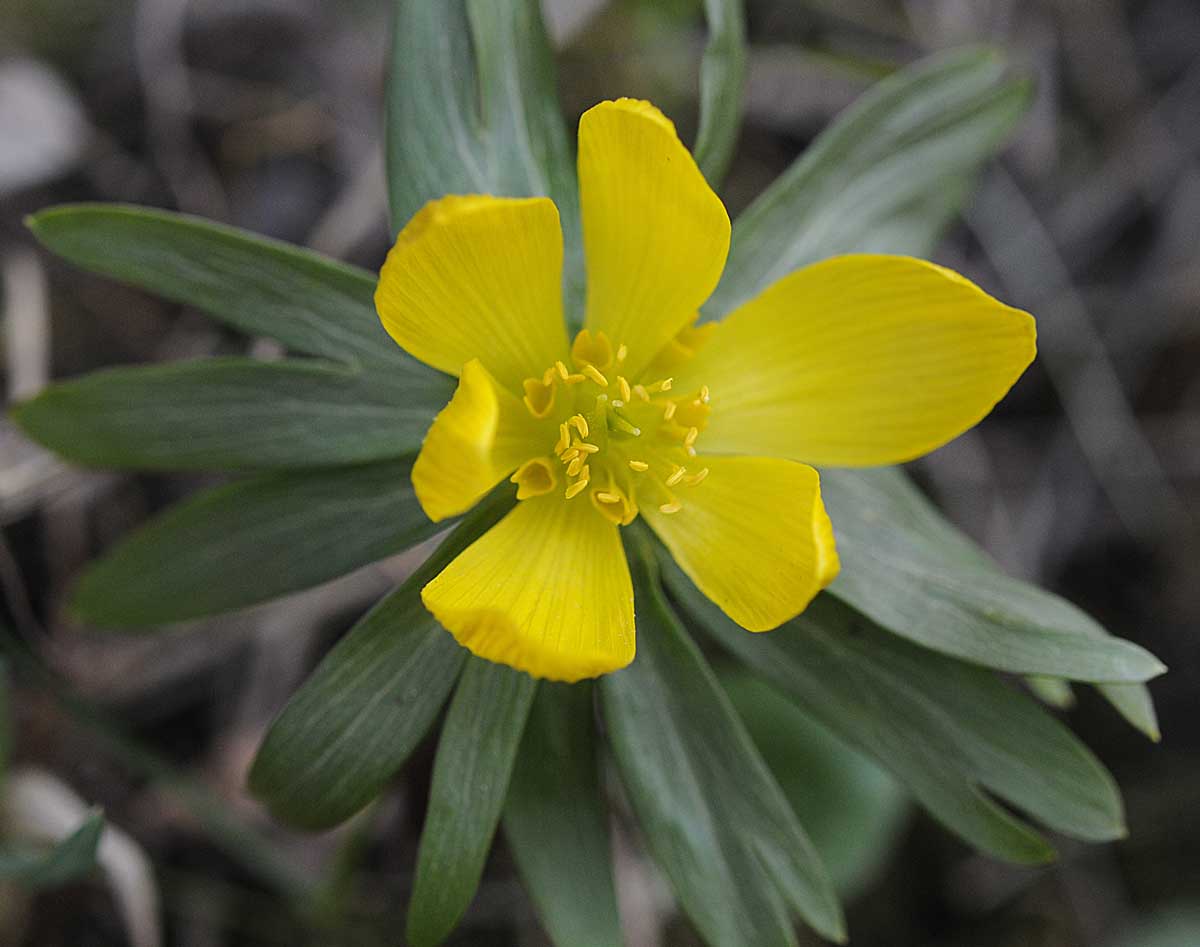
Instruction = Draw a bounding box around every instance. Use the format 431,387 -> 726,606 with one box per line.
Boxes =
580,463 -> 591,482
662,401 -> 677,421
575,442 -> 600,454
567,455 -> 585,477
555,423 -> 571,455
633,384 -> 650,402
616,343 -> 628,363
565,480 -> 589,499
560,448 -> 580,463
612,400 -> 625,408
582,364 -> 609,387
658,501 -> 682,514
628,460 -> 649,472
570,414 -> 589,438
649,377 -> 673,392
596,491 -> 620,503
618,376 -> 632,402
699,384 -> 710,403
666,466 -> 687,487
684,426 -> 699,448
565,373 -> 587,385
510,458 -> 558,499
555,360 -> 570,381
685,467 -> 710,486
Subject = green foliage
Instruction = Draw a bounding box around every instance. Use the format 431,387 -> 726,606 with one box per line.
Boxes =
248,489 -> 513,829
12,358 -> 449,471
704,46 -> 1032,318
602,534 -> 845,945
387,0 -> 584,314
694,0 -> 747,186
406,658 -> 537,947
0,811 -> 104,889
664,556 -> 1127,864
721,671 -> 909,899
503,683 -> 622,947
71,459 -> 440,626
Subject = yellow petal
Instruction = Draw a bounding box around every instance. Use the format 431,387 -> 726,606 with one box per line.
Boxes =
578,100 -> 730,377
412,359 -> 545,522
674,255 -> 1036,466
422,496 -> 635,682
642,456 -> 839,632
375,195 -> 569,390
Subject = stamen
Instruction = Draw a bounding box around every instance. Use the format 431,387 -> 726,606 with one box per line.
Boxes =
582,364 -> 609,387
662,401 -> 677,421
555,360 -> 570,381
616,343 -> 628,363
596,491 -> 620,503
658,501 -> 682,514
684,426 -> 699,449
633,384 -> 650,402
566,455 -> 584,477
611,400 -> 625,408
665,466 -> 687,487
646,377 -> 673,393
565,372 -> 587,385
565,480 -> 589,499
618,376 -> 632,402
684,467 -> 710,486
699,384 -> 710,403
628,460 -> 649,472
575,442 -> 600,454
560,448 -> 580,462
554,423 -> 570,455
570,414 -> 589,438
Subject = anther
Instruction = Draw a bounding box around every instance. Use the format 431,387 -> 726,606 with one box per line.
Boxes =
684,426 -> 699,448
628,460 -> 649,472
596,491 -> 620,503
560,448 -> 579,463
633,384 -> 650,402
699,384 -> 710,403
575,442 -> 599,454
685,467 -> 710,486
658,501 -> 682,514
565,480 -> 589,499
663,401 -> 677,421
582,364 -> 609,387
616,343 -> 628,363
555,423 -> 570,455
566,455 -> 584,477
666,466 -> 687,487
570,414 -> 589,438
618,376 -> 632,402
555,360 -> 570,381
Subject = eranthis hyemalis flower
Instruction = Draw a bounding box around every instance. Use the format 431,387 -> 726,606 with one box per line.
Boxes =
374,98 -> 1035,682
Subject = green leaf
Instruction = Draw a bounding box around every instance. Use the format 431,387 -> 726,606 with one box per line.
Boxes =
387,0 -> 583,313
1096,683 -> 1161,742
693,0 -> 747,187
667,558 -> 1127,864
0,810 -> 104,889
71,459 -> 440,627
407,658 -> 537,947
248,488 -> 515,830
721,671 -> 908,900
12,357 -> 452,472
601,532 -> 845,946
704,47 -> 1032,318
26,204 -> 417,371
503,682 -> 622,947
820,468 -> 1164,714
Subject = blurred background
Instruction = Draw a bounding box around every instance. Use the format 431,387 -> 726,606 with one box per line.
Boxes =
0,0 -> 1197,944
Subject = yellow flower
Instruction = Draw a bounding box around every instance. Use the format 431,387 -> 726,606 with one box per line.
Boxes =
374,99 -> 1035,683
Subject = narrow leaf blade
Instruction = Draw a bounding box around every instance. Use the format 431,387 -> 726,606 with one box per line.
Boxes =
602,534 -> 845,945
72,459 -> 440,627
694,0 -> 747,187
27,204 -> 413,369
406,659 -> 537,947
0,810 -> 104,889
12,358 -> 452,471
249,489 -> 514,829
503,682 -> 622,947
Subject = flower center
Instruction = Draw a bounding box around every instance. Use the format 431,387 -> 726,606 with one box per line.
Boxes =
513,330 -> 712,525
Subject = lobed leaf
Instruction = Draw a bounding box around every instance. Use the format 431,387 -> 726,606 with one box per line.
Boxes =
27,204 -> 416,370
665,557 -> 1127,864
406,658 -> 537,947
704,46 -> 1031,318
601,533 -> 845,946
12,357 -> 451,472
71,459 -> 441,627
503,682 -> 622,947
248,488 -> 514,830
